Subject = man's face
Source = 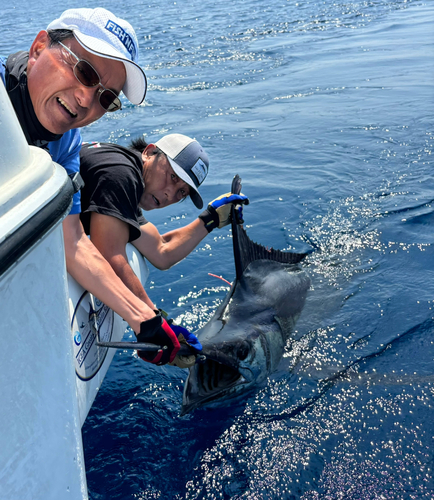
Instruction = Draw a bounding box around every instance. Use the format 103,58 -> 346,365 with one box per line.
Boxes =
27,31 -> 126,134
140,145 -> 191,211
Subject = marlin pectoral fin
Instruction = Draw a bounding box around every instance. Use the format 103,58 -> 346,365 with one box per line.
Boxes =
274,315 -> 298,334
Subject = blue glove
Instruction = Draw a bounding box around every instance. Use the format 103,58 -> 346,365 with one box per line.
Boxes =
165,322 -> 202,368
170,323 -> 202,352
157,307 -> 202,368
198,192 -> 249,233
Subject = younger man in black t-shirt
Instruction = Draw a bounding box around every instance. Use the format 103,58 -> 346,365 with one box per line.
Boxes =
79,133 -> 248,319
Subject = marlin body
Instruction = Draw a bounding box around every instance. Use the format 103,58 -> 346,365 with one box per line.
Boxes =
181,177 -> 311,415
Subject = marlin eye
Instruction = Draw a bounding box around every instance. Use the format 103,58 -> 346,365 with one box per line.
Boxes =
237,341 -> 249,361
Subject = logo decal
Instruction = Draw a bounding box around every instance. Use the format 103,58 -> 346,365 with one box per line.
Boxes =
191,158 -> 208,185
105,20 -> 136,60
71,292 -> 114,381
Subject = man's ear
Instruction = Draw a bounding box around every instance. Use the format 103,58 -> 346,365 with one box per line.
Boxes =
28,31 -> 50,68
142,144 -> 157,161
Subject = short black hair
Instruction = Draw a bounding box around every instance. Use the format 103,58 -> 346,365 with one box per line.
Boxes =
46,29 -> 74,46
128,137 -> 166,159
129,136 -> 149,153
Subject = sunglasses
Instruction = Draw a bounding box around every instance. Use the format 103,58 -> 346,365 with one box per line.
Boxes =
57,41 -> 122,112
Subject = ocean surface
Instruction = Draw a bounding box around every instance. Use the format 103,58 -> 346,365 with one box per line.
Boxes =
3,0 -> 434,498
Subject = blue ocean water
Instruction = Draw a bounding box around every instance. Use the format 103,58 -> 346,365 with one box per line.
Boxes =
3,0 -> 434,498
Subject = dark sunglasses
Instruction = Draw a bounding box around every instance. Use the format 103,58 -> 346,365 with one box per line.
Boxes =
57,41 -> 122,112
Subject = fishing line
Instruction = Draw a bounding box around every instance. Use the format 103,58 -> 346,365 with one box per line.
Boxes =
208,273 -> 232,286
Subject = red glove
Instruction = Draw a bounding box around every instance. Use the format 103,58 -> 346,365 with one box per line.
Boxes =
136,312 -> 180,365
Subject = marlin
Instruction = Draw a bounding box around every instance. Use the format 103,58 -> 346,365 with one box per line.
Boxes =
181,176 -> 311,415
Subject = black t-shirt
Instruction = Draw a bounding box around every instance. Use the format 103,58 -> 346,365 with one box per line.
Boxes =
79,142 -> 147,242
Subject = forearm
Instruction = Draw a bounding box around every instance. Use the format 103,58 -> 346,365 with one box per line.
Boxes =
108,254 -> 156,310
63,216 -> 155,332
159,218 -> 209,267
134,218 -> 208,270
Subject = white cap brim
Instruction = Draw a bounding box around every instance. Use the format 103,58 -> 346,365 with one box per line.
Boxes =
73,32 -> 147,105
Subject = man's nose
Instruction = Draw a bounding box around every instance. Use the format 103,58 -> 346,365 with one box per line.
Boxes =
165,184 -> 177,201
75,85 -> 99,110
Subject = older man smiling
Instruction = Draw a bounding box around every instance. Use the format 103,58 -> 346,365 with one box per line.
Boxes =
0,8 -> 183,365
79,133 -> 249,324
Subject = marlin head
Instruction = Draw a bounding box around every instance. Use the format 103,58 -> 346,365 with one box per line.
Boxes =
181,176 -> 311,415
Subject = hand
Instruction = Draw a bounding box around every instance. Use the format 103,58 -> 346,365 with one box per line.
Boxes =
136,312 -> 180,365
166,318 -> 203,369
198,193 -> 249,233
169,323 -> 202,352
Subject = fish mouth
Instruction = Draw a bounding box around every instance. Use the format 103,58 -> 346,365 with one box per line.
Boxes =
181,358 -> 247,415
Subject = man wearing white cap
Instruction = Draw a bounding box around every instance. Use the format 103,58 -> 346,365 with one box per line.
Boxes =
79,133 -> 249,355
0,8 -> 187,365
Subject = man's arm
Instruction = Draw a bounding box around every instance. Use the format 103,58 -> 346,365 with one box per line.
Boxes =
132,218 -> 208,270
62,214 -> 156,333
132,192 -> 250,270
88,212 -> 156,308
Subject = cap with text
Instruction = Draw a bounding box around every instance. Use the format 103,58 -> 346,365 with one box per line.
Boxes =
47,7 -> 147,105
155,134 -> 209,209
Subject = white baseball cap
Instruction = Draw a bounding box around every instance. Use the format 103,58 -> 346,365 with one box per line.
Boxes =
155,134 -> 209,209
47,7 -> 147,105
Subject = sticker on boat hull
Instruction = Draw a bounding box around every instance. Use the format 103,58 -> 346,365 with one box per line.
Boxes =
71,292 -> 114,381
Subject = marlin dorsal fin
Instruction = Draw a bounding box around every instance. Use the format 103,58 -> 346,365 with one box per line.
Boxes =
230,175 -> 308,279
